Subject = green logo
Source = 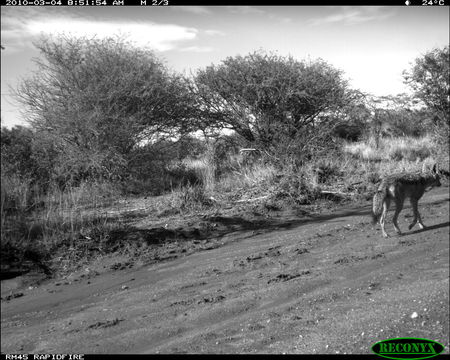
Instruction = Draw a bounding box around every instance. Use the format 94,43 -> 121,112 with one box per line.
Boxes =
371,337 -> 445,360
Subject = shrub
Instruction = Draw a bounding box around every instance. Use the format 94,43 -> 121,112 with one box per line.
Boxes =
158,184 -> 214,216
313,159 -> 342,184
388,147 -> 404,161
274,173 -> 320,205
166,162 -> 202,188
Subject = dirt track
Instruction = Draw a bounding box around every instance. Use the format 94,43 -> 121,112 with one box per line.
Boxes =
1,187 -> 449,354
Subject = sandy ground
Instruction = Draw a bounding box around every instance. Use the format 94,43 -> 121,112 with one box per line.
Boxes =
1,186 -> 449,354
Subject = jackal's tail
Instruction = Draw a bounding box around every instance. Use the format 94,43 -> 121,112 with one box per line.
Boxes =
372,187 -> 386,224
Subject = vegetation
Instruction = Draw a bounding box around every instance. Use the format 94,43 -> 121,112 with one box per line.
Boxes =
2,35 -> 448,276
192,51 -> 361,163
13,35 -> 198,186
403,46 -> 449,152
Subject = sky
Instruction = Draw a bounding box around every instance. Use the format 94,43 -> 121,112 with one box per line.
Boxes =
1,6 -> 449,128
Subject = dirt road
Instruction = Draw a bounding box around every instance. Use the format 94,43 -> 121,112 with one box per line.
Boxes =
1,187 -> 449,354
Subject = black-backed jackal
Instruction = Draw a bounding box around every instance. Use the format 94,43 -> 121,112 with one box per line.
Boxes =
372,164 -> 441,238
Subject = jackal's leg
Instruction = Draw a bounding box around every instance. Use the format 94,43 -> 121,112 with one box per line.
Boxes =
380,197 -> 390,238
392,198 -> 404,235
408,198 -> 425,230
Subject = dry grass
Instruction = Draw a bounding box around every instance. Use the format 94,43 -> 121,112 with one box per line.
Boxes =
343,142 -> 383,162
178,135 -> 441,205
344,136 -> 434,163
2,134 -> 444,276
217,163 -> 278,194
338,135 -> 442,196
156,183 -> 215,217
1,177 -> 124,274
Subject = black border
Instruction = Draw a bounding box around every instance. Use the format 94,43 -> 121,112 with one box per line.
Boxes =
1,0 -> 446,6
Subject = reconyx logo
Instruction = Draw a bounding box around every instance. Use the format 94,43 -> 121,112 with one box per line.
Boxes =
371,337 -> 445,360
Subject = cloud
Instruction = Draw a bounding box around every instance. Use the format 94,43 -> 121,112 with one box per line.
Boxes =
308,7 -> 395,26
178,46 -> 214,53
1,9 -> 199,52
170,6 -> 212,15
226,6 -> 265,15
26,20 -> 198,51
226,6 -> 291,24
268,14 -> 292,24
204,29 -> 225,36
1,9 -> 41,51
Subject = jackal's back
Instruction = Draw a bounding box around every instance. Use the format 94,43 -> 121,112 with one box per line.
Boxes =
380,170 -> 441,199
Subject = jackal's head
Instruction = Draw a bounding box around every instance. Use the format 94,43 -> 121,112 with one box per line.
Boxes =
428,163 -> 441,188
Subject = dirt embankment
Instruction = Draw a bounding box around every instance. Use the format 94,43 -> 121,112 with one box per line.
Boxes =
1,187 -> 449,354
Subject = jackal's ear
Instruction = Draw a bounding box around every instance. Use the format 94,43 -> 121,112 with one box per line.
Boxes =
432,163 -> 439,173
